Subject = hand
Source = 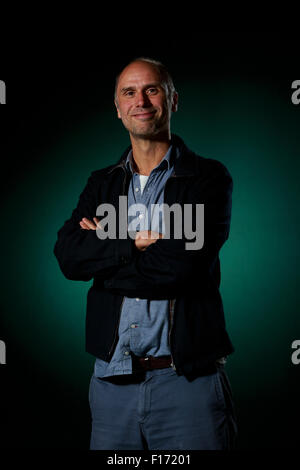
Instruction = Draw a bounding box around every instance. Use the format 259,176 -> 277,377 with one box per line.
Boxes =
79,217 -> 101,230
79,220 -> 163,252
135,230 -> 164,251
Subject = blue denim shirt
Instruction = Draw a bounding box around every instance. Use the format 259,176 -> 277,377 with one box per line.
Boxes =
94,145 -> 175,378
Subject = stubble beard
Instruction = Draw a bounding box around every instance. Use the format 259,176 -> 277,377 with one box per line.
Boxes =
129,121 -> 162,139
124,111 -> 170,140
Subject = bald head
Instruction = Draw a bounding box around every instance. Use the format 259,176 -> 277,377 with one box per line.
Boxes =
114,57 -> 176,104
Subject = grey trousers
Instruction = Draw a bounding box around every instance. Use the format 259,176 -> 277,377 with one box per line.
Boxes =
89,364 -> 238,450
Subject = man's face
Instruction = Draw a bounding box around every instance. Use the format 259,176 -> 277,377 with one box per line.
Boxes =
115,61 -> 177,139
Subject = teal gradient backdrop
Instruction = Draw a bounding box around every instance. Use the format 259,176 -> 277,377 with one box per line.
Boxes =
1,62 -> 300,448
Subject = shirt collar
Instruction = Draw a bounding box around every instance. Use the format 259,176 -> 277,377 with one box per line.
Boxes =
125,145 -> 173,175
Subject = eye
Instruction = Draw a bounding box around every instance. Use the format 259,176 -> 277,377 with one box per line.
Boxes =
147,87 -> 158,95
125,90 -> 135,97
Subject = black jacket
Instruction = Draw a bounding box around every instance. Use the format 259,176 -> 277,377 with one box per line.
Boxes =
54,135 -> 234,379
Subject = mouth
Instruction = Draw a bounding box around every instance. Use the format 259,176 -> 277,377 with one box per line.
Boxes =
132,111 -> 156,120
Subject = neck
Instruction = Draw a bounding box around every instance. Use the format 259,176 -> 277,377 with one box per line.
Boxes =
129,131 -> 171,176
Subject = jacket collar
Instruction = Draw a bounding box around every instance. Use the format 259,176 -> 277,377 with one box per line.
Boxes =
107,134 -> 196,177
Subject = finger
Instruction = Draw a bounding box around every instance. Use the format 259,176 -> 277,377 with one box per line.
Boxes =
93,217 -> 103,229
139,230 -> 151,240
136,244 -> 147,251
152,231 -> 164,239
80,221 -> 90,230
80,220 -> 91,230
149,231 -> 160,239
82,218 -> 97,230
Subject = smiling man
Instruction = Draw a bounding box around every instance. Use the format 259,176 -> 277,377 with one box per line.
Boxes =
115,60 -> 176,142
54,57 -> 238,450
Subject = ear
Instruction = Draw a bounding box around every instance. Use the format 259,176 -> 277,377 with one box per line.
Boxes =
171,92 -> 178,113
114,99 -> 121,119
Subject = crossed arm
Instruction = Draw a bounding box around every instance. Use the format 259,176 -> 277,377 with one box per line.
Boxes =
79,216 -> 163,252
54,173 -> 168,294
54,165 -> 232,299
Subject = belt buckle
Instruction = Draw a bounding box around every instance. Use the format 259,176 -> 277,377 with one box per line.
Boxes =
144,356 -> 151,370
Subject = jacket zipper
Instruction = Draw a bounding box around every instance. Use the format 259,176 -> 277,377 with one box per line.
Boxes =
108,167 -> 128,360
108,296 -> 125,359
163,173 -> 181,371
169,297 -> 176,370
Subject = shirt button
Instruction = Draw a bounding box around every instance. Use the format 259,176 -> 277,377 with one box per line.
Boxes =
138,214 -> 144,219
130,324 -> 137,328
136,298 -> 140,302
124,351 -> 130,356
135,187 -> 139,192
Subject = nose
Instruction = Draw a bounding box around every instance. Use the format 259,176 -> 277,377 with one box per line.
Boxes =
135,90 -> 151,108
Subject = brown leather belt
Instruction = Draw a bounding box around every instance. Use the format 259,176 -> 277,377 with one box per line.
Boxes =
132,354 -> 227,372
133,355 -> 173,371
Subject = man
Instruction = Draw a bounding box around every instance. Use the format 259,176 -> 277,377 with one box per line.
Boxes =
54,57 -> 238,450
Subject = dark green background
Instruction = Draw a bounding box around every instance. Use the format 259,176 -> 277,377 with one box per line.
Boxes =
1,36 -> 299,449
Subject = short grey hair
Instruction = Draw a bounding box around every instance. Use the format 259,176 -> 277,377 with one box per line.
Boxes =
114,57 -> 176,102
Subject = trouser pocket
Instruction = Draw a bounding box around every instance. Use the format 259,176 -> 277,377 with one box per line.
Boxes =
214,366 -> 238,449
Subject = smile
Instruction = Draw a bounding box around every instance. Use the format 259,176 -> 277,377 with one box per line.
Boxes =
132,112 -> 156,120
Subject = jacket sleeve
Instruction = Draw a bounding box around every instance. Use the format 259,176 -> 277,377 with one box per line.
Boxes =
103,163 -> 233,298
53,172 -> 135,281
